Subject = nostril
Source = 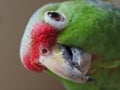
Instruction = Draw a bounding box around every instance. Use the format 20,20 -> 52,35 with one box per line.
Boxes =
40,48 -> 49,55
42,49 -> 48,54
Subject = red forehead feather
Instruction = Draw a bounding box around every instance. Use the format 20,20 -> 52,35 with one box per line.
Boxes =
31,23 -> 57,48
23,23 -> 57,72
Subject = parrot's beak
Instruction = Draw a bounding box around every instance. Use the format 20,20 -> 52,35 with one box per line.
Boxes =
39,44 -> 96,83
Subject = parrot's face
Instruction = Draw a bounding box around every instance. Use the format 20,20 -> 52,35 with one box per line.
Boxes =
20,0 -> 119,83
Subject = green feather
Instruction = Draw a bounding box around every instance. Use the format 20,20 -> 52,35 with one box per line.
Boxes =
37,0 -> 120,90
57,0 -> 120,67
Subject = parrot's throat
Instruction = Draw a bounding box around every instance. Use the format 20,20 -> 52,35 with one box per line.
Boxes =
23,23 -> 57,72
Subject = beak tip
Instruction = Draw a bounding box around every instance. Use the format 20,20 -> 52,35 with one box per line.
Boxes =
87,77 -> 96,83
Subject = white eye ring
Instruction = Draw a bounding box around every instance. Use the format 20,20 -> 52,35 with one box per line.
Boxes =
44,11 -> 67,30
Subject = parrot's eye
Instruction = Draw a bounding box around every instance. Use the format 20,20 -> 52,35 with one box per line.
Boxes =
44,11 -> 67,30
48,12 -> 61,21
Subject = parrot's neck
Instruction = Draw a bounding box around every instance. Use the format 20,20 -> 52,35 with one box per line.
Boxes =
62,81 -> 82,90
60,78 -> 88,90
47,70 -> 92,90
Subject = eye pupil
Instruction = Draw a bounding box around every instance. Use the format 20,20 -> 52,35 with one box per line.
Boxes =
48,12 -> 61,21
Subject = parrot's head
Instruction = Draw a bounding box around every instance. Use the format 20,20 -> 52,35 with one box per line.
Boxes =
20,0 -> 119,83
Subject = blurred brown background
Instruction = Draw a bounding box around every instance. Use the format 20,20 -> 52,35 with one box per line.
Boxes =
0,0 -> 119,90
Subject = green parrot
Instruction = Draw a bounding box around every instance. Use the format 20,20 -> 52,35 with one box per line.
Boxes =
20,0 -> 120,90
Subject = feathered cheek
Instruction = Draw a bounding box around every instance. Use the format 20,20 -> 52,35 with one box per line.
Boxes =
39,32 -> 57,48
22,51 -> 46,72
31,22 -> 58,48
